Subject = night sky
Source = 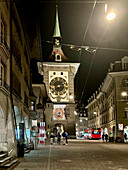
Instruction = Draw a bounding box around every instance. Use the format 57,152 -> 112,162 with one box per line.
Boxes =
17,0 -> 128,106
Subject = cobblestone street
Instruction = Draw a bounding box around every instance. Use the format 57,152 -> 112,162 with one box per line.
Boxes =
14,139 -> 128,170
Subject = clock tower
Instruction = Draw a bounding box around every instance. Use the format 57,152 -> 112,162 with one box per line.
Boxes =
38,5 -> 80,103
37,5 -> 80,137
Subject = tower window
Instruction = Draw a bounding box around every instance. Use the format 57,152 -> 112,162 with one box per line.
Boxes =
53,72 -> 56,75
61,72 -> 63,75
57,55 -> 60,60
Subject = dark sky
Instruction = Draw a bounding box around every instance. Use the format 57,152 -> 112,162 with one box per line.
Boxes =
17,0 -> 128,106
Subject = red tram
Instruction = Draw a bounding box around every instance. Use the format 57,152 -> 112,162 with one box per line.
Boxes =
84,128 -> 101,139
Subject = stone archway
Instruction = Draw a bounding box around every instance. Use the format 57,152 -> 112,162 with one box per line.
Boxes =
53,123 -> 64,136
14,106 -> 21,140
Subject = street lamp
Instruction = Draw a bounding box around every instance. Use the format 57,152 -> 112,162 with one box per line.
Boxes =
121,91 -> 127,97
106,12 -> 116,21
93,111 -> 97,115
74,111 -> 77,115
105,3 -> 116,21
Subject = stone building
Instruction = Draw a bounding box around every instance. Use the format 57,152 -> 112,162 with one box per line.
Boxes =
75,105 -> 88,138
0,1 -> 41,156
86,56 -> 128,142
0,1 -> 16,155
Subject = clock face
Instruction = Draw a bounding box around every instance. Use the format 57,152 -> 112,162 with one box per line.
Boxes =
55,109 -> 64,119
49,77 -> 68,95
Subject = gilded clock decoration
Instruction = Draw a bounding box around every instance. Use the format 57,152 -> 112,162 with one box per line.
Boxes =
49,77 -> 68,95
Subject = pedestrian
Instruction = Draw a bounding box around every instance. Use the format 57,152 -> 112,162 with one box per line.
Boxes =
102,133 -> 104,142
57,132 -> 61,145
65,132 -> 68,145
62,131 -> 65,145
50,133 -> 54,145
124,133 -> 127,143
105,134 -> 108,142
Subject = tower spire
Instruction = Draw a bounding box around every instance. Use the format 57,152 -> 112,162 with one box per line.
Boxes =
53,5 -> 61,50
49,5 -> 69,62
53,5 -> 61,38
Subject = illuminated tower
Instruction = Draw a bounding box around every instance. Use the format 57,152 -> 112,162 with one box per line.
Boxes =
37,5 -> 80,137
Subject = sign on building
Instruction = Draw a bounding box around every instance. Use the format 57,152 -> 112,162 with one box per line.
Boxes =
118,124 -> 123,131
32,120 -> 37,127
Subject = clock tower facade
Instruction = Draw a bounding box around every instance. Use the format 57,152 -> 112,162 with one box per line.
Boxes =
37,5 -> 80,137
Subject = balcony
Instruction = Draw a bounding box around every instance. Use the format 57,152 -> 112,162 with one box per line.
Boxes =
0,78 -> 10,92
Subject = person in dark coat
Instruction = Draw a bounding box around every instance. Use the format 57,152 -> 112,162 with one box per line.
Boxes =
105,134 -> 108,142
62,131 -> 65,145
50,133 -> 55,145
57,132 -> 61,145
102,133 -> 105,142
124,133 -> 127,143
65,132 -> 68,145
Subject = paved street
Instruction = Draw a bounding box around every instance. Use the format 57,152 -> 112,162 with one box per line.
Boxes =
14,139 -> 128,170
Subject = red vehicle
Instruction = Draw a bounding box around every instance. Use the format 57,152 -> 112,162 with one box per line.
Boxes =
88,128 -> 101,139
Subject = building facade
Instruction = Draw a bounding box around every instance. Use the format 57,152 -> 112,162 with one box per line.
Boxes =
0,1 -> 16,155
75,105 -> 88,138
86,56 -> 128,142
0,1 -> 40,156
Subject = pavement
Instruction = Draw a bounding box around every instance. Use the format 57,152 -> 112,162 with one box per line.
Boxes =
14,139 -> 128,170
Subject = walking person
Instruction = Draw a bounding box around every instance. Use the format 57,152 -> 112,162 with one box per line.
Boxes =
65,132 -> 68,145
50,133 -> 54,145
62,131 -> 65,145
102,133 -> 105,142
57,132 -> 61,145
105,134 -> 108,142
124,133 -> 127,143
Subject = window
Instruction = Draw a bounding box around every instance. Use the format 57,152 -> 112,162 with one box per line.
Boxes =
12,38 -> 22,71
12,72 -> 21,98
0,62 -> 4,80
0,19 -> 4,43
124,108 -> 128,119
24,92 -> 28,107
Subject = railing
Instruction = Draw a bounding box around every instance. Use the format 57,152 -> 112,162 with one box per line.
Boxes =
0,36 -> 10,53
0,78 -> 10,92
0,134 -> 7,143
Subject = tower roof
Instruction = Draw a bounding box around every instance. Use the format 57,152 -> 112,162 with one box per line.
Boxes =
53,5 -> 61,38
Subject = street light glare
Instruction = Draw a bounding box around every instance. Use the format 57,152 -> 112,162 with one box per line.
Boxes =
121,92 -> 127,97
106,12 -> 116,21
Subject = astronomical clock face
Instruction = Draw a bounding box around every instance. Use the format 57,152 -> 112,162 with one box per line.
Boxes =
49,77 -> 68,95
54,109 -> 64,119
